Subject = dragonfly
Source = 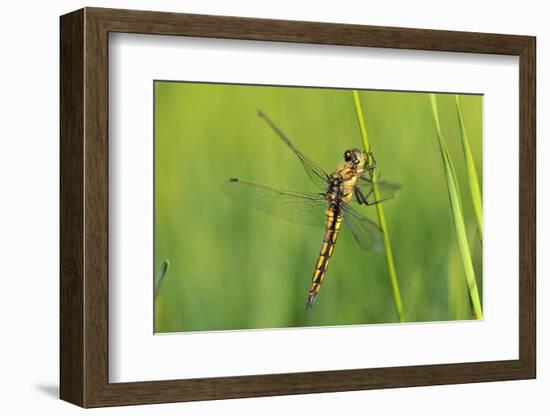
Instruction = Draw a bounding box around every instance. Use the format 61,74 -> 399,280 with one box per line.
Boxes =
222,110 -> 400,310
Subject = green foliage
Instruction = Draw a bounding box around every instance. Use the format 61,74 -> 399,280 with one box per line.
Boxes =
455,95 -> 483,241
155,259 -> 170,300
154,82 -> 483,332
429,94 -> 483,319
352,91 -> 404,322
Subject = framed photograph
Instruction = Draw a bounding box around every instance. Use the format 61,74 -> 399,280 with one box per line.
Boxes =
60,7 -> 536,407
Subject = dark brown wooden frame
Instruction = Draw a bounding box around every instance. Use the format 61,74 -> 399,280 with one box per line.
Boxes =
60,7 -> 536,408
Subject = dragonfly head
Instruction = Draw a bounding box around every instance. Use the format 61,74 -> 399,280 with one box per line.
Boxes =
343,148 -> 366,167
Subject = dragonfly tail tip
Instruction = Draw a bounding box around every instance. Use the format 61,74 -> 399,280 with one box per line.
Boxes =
305,294 -> 317,311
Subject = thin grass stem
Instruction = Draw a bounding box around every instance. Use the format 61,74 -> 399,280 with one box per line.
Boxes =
352,90 -> 404,322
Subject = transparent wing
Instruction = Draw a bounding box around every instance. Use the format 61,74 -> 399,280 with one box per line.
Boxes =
355,174 -> 401,205
221,178 -> 327,228
340,202 -> 383,251
258,110 -> 329,190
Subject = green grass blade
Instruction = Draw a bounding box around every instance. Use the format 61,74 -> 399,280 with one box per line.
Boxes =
155,259 -> 170,300
352,90 -> 404,322
430,95 -> 482,319
454,95 -> 483,241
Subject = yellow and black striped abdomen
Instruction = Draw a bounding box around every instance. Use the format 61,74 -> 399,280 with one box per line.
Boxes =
306,207 -> 342,309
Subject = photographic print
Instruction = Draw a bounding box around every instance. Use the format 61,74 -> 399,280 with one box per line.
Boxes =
154,82 -> 483,333
60,9 -> 535,406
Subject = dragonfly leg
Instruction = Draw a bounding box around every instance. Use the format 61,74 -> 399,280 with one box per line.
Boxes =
364,191 -> 394,206
355,187 -> 369,205
364,151 -> 377,172
360,170 -> 381,183
358,185 -> 395,206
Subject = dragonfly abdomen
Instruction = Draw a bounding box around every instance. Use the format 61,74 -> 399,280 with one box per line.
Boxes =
306,207 -> 342,310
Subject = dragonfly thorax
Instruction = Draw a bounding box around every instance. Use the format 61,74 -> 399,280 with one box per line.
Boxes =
326,168 -> 358,205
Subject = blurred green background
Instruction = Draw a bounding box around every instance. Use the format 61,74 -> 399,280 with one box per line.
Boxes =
154,82 -> 482,333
